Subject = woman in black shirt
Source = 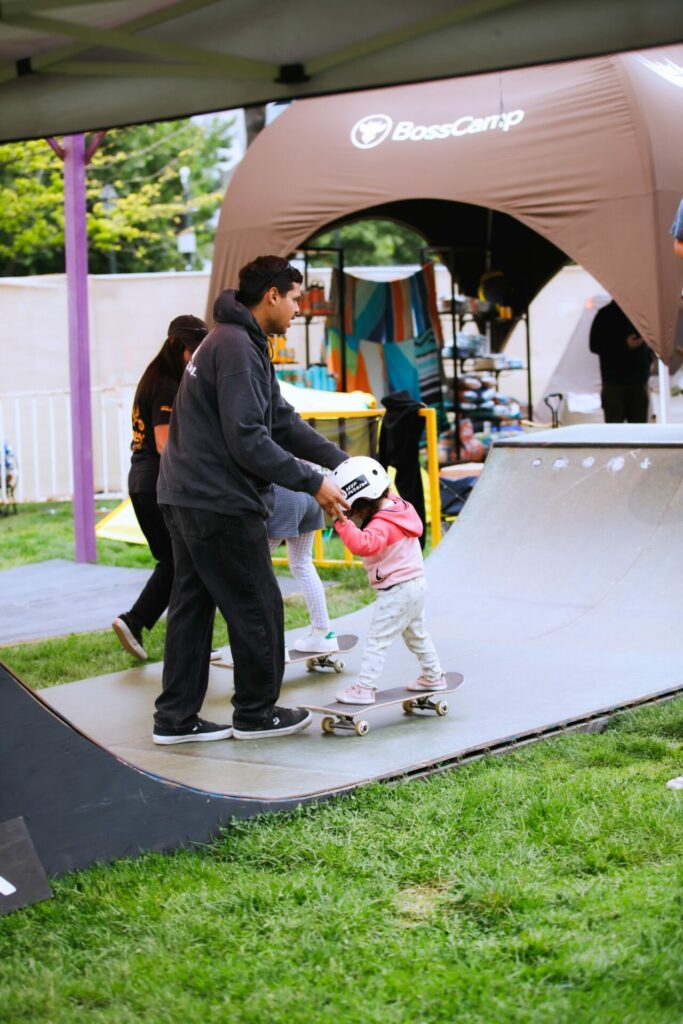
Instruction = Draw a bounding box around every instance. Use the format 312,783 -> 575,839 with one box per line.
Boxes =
112,315 -> 207,659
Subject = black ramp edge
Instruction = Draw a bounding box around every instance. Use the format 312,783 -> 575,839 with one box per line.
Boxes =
0,663 -> 317,877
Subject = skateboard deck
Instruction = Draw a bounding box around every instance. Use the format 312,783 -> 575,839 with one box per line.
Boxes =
299,671 -> 464,736
212,634 -> 358,673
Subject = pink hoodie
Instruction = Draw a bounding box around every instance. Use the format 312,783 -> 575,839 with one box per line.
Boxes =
334,494 -> 424,590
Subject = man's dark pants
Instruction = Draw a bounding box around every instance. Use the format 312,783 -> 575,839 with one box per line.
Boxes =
601,382 -> 649,424
156,505 -> 284,730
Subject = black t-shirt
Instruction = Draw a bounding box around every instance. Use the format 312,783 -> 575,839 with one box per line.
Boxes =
128,375 -> 178,493
589,302 -> 652,385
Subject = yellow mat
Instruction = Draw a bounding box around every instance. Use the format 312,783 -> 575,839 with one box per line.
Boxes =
96,498 -> 146,545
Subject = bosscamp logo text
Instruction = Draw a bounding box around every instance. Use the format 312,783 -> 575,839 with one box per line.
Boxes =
350,109 -> 525,149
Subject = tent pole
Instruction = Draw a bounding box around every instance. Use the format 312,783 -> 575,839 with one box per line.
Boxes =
657,359 -> 670,424
524,307 -> 533,421
339,248 -> 347,391
303,250 -> 310,367
63,133 -> 96,563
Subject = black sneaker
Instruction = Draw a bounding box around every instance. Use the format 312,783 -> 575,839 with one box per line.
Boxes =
112,614 -> 147,660
152,717 -> 232,745
233,706 -> 313,740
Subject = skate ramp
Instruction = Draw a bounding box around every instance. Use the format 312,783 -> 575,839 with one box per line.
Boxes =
2,425 -> 682,875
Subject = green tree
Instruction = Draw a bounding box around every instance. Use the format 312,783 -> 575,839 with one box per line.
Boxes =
0,115 -> 232,276
309,218 -> 427,266
0,141 -> 64,275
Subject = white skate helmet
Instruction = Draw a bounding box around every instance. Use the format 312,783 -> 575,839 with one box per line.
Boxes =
332,456 -> 391,505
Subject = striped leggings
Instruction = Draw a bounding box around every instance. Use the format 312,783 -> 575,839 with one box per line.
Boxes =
269,533 -> 330,633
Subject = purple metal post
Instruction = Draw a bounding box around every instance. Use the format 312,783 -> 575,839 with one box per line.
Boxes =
63,134 -> 96,562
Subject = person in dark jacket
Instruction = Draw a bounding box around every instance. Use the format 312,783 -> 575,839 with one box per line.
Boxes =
154,255 -> 349,745
589,300 -> 652,423
112,314 -> 207,660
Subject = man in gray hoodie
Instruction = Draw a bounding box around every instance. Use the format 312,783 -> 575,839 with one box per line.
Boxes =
154,256 -> 348,742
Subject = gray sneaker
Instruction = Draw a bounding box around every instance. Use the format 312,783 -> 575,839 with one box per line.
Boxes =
233,706 -> 312,740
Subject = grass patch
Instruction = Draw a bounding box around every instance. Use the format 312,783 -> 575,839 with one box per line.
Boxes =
0,700 -> 681,1023
0,501 -> 158,571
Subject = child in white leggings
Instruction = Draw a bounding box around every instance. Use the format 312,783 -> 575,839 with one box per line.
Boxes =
330,456 -> 445,704
267,484 -> 338,655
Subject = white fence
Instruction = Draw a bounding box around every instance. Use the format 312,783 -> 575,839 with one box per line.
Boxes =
0,386 -> 135,503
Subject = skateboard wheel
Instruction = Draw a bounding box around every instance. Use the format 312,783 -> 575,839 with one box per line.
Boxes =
402,700 -> 415,714
355,720 -> 370,736
321,716 -> 335,734
306,658 -> 317,672
435,700 -> 449,717
333,660 -> 344,674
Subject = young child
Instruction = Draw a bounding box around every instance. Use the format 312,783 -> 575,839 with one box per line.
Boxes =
331,456 -> 445,704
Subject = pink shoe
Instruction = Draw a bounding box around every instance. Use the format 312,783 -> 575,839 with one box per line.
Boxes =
335,683 -> 376,705
407,673 -> 447,692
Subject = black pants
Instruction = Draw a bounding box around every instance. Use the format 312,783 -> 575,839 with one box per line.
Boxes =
601,383 -> 649,424
155,505 -> 284,730
128,491 -> 174,630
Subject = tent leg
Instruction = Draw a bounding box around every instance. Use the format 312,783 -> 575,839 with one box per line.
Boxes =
63,134 -> 96,563
657,359 -> 670,424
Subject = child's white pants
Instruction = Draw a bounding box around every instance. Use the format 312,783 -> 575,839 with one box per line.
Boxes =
357,575 -> 442,689
269,534 -> 330,633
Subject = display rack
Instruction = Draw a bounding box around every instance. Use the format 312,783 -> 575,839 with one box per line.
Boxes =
453,355 -> 527,426
294,245 -> 347,391
421,243 -> 534,458
440,326 -> 531,433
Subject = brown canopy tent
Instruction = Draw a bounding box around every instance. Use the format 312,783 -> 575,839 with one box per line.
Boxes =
209,46 -> 683,365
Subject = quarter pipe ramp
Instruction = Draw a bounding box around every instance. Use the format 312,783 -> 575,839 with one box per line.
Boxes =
2,425 -> 682,875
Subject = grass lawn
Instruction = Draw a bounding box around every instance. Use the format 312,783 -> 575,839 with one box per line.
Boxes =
0,501 -> 158,572
0,503 -> 681,1023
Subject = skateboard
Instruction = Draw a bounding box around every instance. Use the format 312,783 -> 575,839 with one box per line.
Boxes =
287,634 -> 359,673
212,634 -> 359,674
299,671 -> 464,736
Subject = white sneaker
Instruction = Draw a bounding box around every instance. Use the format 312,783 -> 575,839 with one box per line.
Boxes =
407,672 -> 447,692
294,629 -> 340,654
666,775 -> 683,790
335,683 -> 376,705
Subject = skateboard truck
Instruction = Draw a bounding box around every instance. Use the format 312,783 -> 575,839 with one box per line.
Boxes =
304,653 -> 346,674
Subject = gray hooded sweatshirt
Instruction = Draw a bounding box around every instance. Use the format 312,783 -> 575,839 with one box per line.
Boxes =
157,289 -> 347,516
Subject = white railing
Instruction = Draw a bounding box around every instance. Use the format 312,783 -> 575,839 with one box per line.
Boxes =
0,386 -> 135,503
